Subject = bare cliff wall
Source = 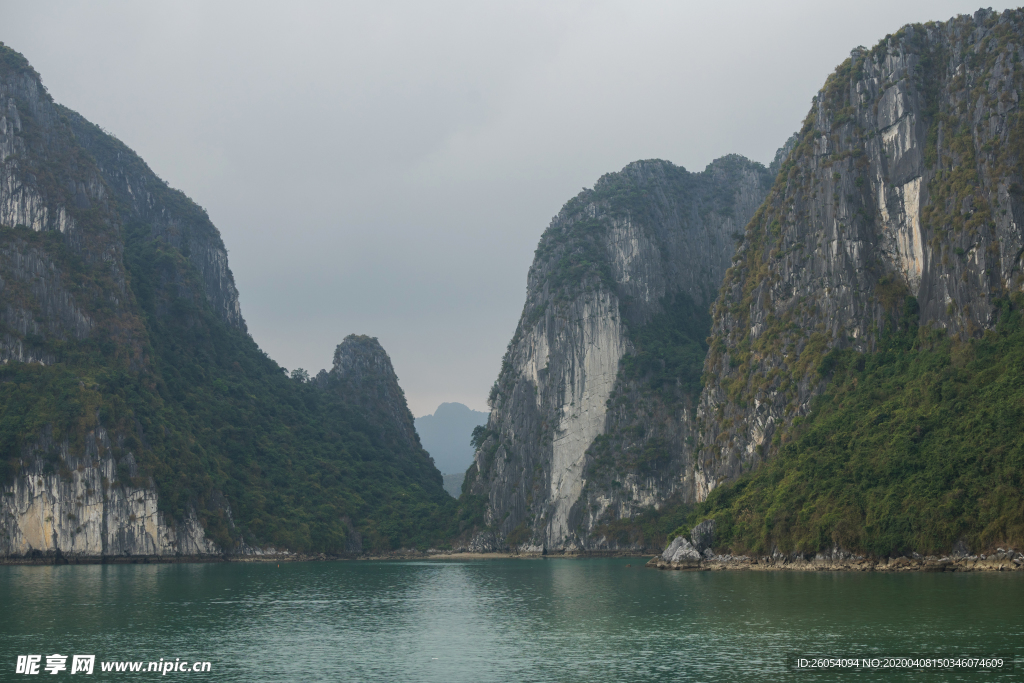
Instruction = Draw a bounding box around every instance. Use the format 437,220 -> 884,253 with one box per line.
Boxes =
697,8 -> 1024,497
466,157 -> 775,551
0,428 -> 217,558
0,46 -> 227,558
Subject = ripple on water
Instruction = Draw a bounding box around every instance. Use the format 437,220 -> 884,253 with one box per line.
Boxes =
0,560 -> 1022,682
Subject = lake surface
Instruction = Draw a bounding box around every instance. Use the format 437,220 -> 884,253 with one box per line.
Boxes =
1,558 -> 1022,681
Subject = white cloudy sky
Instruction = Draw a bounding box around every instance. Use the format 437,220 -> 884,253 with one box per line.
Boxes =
4,1 -> 1011,416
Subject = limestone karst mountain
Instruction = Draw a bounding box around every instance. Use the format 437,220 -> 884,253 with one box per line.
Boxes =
467,8 -> 1024,557
462,155 -> 776,551
690,7 -> 1024,555
6,6 -> 1024,563
0,43 -> 453,559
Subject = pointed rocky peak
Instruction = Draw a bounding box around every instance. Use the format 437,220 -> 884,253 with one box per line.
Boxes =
329,334 -> 421,451
332,334 -> 399,385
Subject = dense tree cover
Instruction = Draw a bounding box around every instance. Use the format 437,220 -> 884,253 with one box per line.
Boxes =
676,297 -> 1024,556
590,501 -> 693,550
0,218 -> 457,553
0,38 -> 459,555
132,219 -> 456,552
619,292 -> 710,402
0,168 -> 456,556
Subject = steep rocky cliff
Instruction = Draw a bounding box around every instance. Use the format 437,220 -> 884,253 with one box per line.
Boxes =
0,49 -> 144,369
465,157 -> 774,551
0,43 -> 454,560
698,8 -> 1024,495
0,429 -> 217,558
62,109 -> 245,331
470,9 -> 1024,557
0,44 -> 172,557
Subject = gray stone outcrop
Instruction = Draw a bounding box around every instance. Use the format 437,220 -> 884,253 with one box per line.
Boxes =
467,157 -> 775,551
0,428 -> 218,559
698,9 -> 1024,496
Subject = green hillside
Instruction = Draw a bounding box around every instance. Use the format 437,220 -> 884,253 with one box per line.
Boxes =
678,296 -> 1024,556
0,42 -> 455,555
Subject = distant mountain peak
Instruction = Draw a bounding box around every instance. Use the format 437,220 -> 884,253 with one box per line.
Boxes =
415,402 -> 488,488
425,402 -> 485,419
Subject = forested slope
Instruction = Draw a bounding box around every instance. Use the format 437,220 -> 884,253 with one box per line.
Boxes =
0,43 -> 454,558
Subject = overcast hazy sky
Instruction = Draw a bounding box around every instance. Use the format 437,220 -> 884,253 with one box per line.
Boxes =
4,1 -> 1012,416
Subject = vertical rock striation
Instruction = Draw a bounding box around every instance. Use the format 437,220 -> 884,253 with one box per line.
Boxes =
471,10 -> 1024,553
0,429 -> 217,558
0,48 -> 142,366
697,9 -> 1024,498
467,157 -> 775,551
62,110 -> 246,331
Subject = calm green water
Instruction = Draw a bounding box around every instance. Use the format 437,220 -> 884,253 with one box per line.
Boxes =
1,559 -> 1022,682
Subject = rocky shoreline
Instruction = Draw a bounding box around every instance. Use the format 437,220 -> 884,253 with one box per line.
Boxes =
6,531 -> 1023,571
646,551 -> 1024,573
647,521 -> 1024,573
0,550 -> 299,565
1,546 -> 660,565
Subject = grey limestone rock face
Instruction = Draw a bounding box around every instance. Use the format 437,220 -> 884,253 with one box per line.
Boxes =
0,56 -> 139,365
0,238 -> 92,364
0,429 -> 218,558
467,156 -> 775,551
661,535 -> 701,563
2,50 -> 242,339
62,108 -> 246,332
656,521 -> 715,564
690,519 -> 716,553
0,71 -> 79,235
696,8 -> 1024,499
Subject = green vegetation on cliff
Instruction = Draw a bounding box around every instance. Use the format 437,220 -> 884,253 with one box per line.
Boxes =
0,221 -> 456,554
586,292 -> 710,484
0,42 -> 455,555
680,296 -> 1024,556
122,219 -> 455,552
620,293 -> 711,402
